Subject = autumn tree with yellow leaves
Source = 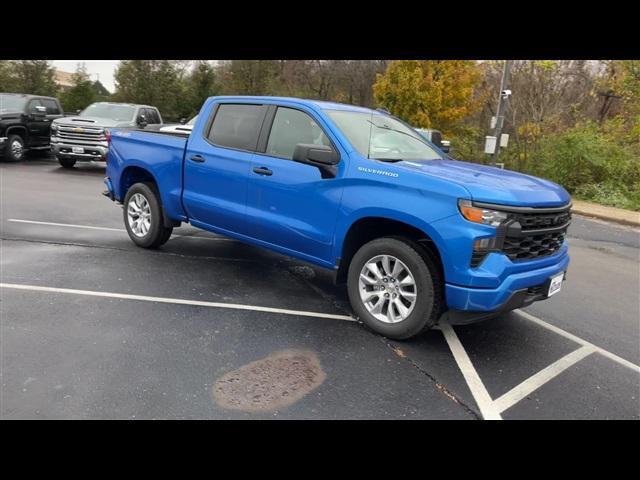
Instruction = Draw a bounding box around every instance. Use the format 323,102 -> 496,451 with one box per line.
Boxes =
372,60 -> 485,135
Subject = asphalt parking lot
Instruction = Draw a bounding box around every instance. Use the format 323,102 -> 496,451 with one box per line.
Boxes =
1,155 -> 639,419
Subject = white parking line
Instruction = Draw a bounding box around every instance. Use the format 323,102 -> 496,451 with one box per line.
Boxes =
8,218 -> 123,232
0,283 -> 356,322
492,345 -> 597,414
440,323 -> 502,420
6,218 -> 234,242
515,309 -> 640,373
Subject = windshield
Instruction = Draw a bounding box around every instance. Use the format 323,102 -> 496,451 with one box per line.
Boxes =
187,115 -> 197,126
325,110 -> 443,161
0,95 -> 27,112
80,103 -> 135,122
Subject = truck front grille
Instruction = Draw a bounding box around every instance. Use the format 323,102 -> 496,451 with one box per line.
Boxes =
56,124 -> 106,144
502,230 -> 567,260
516,210 -> 572,231
502,206 -> 571,261
470,203 -> 571,267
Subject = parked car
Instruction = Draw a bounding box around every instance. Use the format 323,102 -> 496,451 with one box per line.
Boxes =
104,96 -> 571,340
414,128 -> 450,153
159,115 -> 197,135
0,93 -> 64,162
51,102 -> 163,168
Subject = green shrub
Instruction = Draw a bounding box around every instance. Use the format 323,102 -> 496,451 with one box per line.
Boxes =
449,126 -> 485,163
574,182 -> 640,210
532,123 -> 637,190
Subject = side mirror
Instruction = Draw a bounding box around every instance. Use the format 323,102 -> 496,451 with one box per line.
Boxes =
76,109 -> 81,115
137,114 -> 148,128
32,105 -> 47,119
440,140 -> 451,154
292,143 -> 340,179
180,118 -> 187,125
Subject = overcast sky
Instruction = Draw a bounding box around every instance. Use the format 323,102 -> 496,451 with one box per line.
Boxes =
52,60 -> 120,93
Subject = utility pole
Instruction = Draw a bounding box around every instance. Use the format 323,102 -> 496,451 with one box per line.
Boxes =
491,60 -> 513,166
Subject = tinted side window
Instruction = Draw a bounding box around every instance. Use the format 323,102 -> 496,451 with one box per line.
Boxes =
266,107 -> 331,160
28,99 -> 43,112
208,104 -> 265,151
42,99 -> 60,115
150,109 -> 161,124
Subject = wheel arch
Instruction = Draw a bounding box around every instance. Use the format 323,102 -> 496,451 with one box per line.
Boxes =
6,126 -> 28,142
335,215 -> 446,285
119,165 -> 180,228
119,165 -> 159,200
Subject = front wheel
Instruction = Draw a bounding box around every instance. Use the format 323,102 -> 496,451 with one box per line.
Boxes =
123,183 -> 173,249
57,157 -> 76,168
347,237 -> 443,340
3,135 -> 25,162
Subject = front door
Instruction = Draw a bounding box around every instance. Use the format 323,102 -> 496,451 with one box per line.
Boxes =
246,106 -> 345,265
26,99 -> 50,146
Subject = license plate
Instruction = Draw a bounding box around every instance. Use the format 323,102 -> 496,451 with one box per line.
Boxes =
72,146 -> 84,154
548,272 -> 564,297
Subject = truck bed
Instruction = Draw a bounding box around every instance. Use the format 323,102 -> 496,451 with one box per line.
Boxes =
108,128 -> 189,221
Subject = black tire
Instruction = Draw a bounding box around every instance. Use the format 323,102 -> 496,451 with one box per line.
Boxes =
123,182 -> 173,249
58,157 -> 76,169
347,237 -> 443,340
2,134 -> 25,162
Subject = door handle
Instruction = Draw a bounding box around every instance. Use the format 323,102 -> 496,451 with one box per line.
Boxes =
252,167 -> 273,176
189,155 -> 205,163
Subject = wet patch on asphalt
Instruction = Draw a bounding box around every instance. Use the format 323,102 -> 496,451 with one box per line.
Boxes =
212,349 -> 326,412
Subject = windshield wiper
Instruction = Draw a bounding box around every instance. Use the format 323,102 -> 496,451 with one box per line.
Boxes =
366,120 -> 423,141
372,158 -> 403,163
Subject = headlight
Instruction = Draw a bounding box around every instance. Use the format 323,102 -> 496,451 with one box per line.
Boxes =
51,124 -> 58,133
458,199 -> 509,227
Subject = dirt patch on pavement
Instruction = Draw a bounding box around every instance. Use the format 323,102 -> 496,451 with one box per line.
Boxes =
212,349 -> 326,412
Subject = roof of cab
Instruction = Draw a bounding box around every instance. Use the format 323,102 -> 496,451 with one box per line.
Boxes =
0,92 -> 58,100
209,95 -> 376,114
91,101 -> 157,108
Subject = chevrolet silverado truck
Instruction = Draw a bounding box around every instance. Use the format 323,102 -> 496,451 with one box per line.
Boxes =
1,93 -> 64,161
104,96 -> 571,339
51,102 -> 163,168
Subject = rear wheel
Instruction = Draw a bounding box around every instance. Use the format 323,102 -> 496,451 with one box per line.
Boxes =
347,237 -> 442,340
3,135 -> 25,162
57,157 -> 76,168
123,182 -> 173,249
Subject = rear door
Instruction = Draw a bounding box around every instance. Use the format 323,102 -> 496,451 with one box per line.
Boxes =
245,105 -> 345,264
41,98 -> 63,139
182,102 -> 267,235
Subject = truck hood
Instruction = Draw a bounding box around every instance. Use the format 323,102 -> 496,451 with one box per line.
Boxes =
397,159 -> 571,207
53,116 -> 133,128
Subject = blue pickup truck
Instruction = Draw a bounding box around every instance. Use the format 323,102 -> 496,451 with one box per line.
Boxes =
104,96 -> 571,339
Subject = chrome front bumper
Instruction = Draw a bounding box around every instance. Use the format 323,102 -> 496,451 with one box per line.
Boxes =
51,138 -> 108,161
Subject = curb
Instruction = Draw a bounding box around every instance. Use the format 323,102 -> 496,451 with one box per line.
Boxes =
572,201 -> 640,228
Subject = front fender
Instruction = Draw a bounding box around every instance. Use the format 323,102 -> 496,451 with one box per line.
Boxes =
332,207 -> 458,276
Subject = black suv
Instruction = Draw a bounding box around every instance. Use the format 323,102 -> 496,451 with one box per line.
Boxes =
0,93 -> 64,161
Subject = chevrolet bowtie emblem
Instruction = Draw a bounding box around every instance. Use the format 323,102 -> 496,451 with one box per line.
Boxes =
73,127 -> 84,133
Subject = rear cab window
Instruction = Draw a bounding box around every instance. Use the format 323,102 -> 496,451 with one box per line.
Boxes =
27,99 -> 43,112
207,104 -> 266,151
41,99 -> 61,115
145,108 -> 160,124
